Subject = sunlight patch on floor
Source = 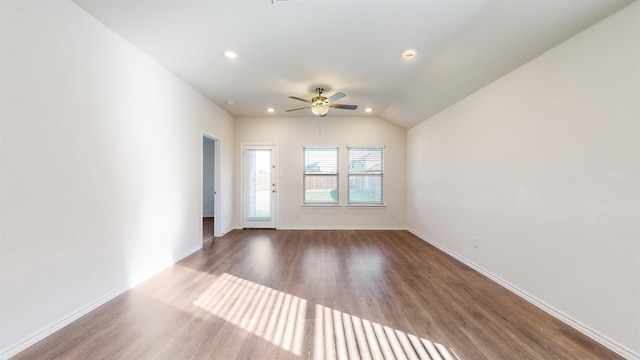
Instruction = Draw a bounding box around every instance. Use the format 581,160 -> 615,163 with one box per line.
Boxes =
314,304 -> 459,360
194,273 -> 459,359
193,273 -> 306,356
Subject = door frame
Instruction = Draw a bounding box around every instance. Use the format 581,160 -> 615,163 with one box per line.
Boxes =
202,132 -> 221,238
241,143 -> 278,229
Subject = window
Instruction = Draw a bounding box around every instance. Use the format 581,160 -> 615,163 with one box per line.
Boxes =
303,147 -> 339,204
348,146 -> 383,205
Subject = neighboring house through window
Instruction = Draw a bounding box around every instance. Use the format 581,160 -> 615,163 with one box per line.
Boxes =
348,146 -> 383,205
303,147 -> 339,205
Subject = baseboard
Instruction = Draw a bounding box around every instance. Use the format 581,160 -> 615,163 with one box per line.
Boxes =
406,227 -> 640,360
215,226 -> 239,237
0,244 -> 202,360
276,225 -> 407,230
173,244 -> 202,265
0,283 -> 127,360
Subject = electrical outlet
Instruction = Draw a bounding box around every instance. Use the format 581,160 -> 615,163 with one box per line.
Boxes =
473,237 -> 479,248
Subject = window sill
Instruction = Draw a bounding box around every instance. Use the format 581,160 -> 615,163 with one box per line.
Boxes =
302,203 -> 342,208
346,203 -> 386,208
300,203 -> 387,208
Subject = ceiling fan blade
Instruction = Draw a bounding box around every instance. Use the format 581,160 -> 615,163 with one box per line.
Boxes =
286,106 -> 309,112
329,104 -> 358,110
327,92 -> 345,102
289,96 -> 311,103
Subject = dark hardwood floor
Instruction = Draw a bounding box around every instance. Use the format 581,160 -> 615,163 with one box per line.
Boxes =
13,230 -> 621,359
203,217 -> 214,243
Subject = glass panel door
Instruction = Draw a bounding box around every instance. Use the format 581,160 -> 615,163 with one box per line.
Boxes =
243,145 -> 276,228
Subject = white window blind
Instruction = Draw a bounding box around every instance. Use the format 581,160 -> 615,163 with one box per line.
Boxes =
247,149 -> 271,219
303,147 -> 338,204
348,146 -> 383,204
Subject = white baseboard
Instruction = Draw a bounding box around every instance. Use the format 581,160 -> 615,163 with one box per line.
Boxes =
0,244 -> 202,360
220,227 -> 236,237
213,225 -> 239,237
0,284 -> 127,360
406,227 -> 639,360
276,225 -> 407,230
175,244 -> 202,262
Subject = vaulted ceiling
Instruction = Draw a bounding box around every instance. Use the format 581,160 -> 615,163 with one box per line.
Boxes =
72,0 -> 633,129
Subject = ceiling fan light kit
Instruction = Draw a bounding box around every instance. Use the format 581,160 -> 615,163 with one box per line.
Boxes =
311,101 -> 329,116
287,87 -> 357,117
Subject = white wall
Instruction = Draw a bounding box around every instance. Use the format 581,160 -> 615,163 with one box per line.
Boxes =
0,1 -> 235,357
235,116 -> 406,229
406,2 -> 639,358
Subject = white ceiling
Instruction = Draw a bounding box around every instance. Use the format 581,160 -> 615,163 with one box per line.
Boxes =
72,0 -> 633,129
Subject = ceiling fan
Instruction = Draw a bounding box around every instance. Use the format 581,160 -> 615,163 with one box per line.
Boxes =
286,88 -> 357,117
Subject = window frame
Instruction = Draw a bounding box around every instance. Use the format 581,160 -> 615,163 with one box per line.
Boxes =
347,146 -> 384,206
303,146 -> 340,206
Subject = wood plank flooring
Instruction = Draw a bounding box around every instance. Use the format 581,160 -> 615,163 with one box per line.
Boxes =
12,230 -> 622,359
203,217 -> 214,243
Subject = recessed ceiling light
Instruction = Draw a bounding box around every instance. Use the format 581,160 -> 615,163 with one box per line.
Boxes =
365,108 -> 373,113
226,100 -> 234,105
267,108 -> 275,113
402,48 -> 417,59
223,50 -> 237,59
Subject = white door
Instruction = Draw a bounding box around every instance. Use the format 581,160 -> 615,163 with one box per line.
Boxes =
243,145 -> 277,228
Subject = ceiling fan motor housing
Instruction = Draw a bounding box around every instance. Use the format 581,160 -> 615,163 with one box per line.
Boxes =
312,96 -> 328,106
